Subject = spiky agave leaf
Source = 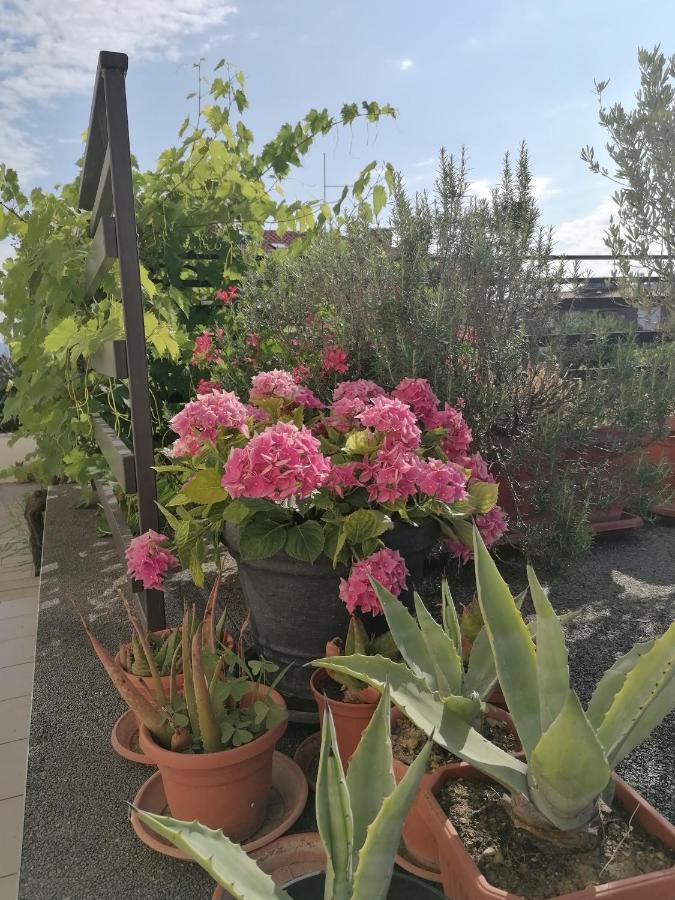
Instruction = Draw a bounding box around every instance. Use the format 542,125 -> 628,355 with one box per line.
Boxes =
181,608 -> 200,741
121,593 -> 167,706
202,572 -> 222,654
346,683 -> 396,865
473,527 -> 541,758
316,704 -> 353,900
135,811 -> 291,899
592,621 -> 675,768
527,565 -> 570,732
313,655 -> 528,797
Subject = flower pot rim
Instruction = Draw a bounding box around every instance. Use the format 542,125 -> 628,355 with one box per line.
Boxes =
310,667 -> 380,716
421,765 -> 675,899
138,684 -> 287,768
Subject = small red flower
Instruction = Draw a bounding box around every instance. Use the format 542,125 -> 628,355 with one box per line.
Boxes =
215,285 -> 238,304
321,345 -> 348,375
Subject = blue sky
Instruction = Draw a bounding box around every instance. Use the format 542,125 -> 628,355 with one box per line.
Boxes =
2,0 -> 674,262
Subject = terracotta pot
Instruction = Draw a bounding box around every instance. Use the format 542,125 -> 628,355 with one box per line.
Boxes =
310,668 -> 383,771
115,628 -> 184,700
394,708 -> 520,882
423,764 -> 675,899
225,518 -> 440,709
138,685 -> 287,841
213,832 -> 326,900
217,866 -> 444,899
487,685 -> 508,711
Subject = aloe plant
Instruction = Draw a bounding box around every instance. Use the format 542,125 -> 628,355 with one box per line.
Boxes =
117,575 -> 231,678
315,526 -> 675,839
136,684 -> 432,899
81,596 -> 287,753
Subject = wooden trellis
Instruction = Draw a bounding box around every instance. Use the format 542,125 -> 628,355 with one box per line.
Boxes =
77,51 -> 165,629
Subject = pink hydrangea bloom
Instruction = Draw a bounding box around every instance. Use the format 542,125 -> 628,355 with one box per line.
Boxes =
326,461 -> 361,497
221,422 -> 331,500
445,506 -> 508,563
325,396 -> 367,433
339,548 -> 409,616
249,369 -> 300,404
321,345 -> 349,374
295,386 -> 324,409
458,452 -> 494,484
170,391 -> 249,455
392,378 -> 440,423
416,458 -> 468,503
126,530 -> 179,590
170,434 -> 203,459
359,448 -> 420,502
358,396 -> 421,450
425,403 -> 472,458
333,380 -> 386,403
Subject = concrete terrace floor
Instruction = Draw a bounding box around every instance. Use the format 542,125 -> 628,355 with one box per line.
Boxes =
0,484 -> 40,900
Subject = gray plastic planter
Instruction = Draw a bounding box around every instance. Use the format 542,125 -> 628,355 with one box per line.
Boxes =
225,518 -> 439,710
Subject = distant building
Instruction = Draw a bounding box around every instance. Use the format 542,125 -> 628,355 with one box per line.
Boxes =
559,277 -> 666,331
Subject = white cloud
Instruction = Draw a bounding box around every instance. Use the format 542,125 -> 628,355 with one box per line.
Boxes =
0,0 -> 237,179
414,156 -> 436,168
555,199 -> 614,255
399,58 -> 414,72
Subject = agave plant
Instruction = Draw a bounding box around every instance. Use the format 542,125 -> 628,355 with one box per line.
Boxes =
324,616 -> 398,702
82,595 -> 286,753
135,684 -> 432,899
315,526 -> 675,840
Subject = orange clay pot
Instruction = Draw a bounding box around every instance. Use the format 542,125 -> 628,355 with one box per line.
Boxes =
422,764 -> 675,899
394,707 -> 520,883
138,685 -> 287,841
310,668 -> 392,771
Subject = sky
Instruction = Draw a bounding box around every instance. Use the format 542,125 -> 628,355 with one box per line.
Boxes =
1,0 -> 674,271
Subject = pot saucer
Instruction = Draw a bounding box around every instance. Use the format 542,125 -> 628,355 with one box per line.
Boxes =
130,751 -> 308,860
212,832 -> 325,899
111,710 -> 154,766
293,731 -> 321,791
395,836 -> 443,884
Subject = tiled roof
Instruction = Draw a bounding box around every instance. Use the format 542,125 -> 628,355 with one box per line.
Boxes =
262,230 -> 303,252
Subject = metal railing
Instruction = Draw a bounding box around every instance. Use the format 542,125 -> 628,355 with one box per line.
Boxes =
77,51 -> 165,629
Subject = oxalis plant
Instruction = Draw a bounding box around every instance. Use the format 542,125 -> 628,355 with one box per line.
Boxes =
82,598 -> 286,753
316,526 -> 675,843
136,683 -> 432,899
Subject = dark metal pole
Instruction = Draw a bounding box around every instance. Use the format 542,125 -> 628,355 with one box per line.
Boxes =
102,58 -> 165,629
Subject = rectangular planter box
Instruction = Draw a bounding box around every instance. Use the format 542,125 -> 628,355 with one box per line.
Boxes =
422,765 -> 675,899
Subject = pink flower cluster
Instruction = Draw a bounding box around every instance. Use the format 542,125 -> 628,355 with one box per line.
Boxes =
392,378 -> 440,423
249,369 -> 300,404
215,285 -> 238,304
191,330 -> 222,366
333,380 -> 385,403
426,403 -> 473,458
221,422 -> 330,500
357,396 -> 421,450
321,345 -> 349,374
170,390 -> 249,457
126,531 -> 179,590
445,507 -> 508,563
339,548 -> 409,616
416,458 -> 467,503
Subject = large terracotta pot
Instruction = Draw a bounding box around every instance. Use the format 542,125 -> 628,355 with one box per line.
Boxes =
225,518 -> 440,709
393,708 -> 520,883
310,668 -> 389,771
138,686 -> 287,841
422,765 -> 675,899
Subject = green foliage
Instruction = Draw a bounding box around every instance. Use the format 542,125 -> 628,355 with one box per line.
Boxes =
137,686 -> 431,900
582,45 -> 675,312
0,354 -> 18,433
0,63 -> 395,484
